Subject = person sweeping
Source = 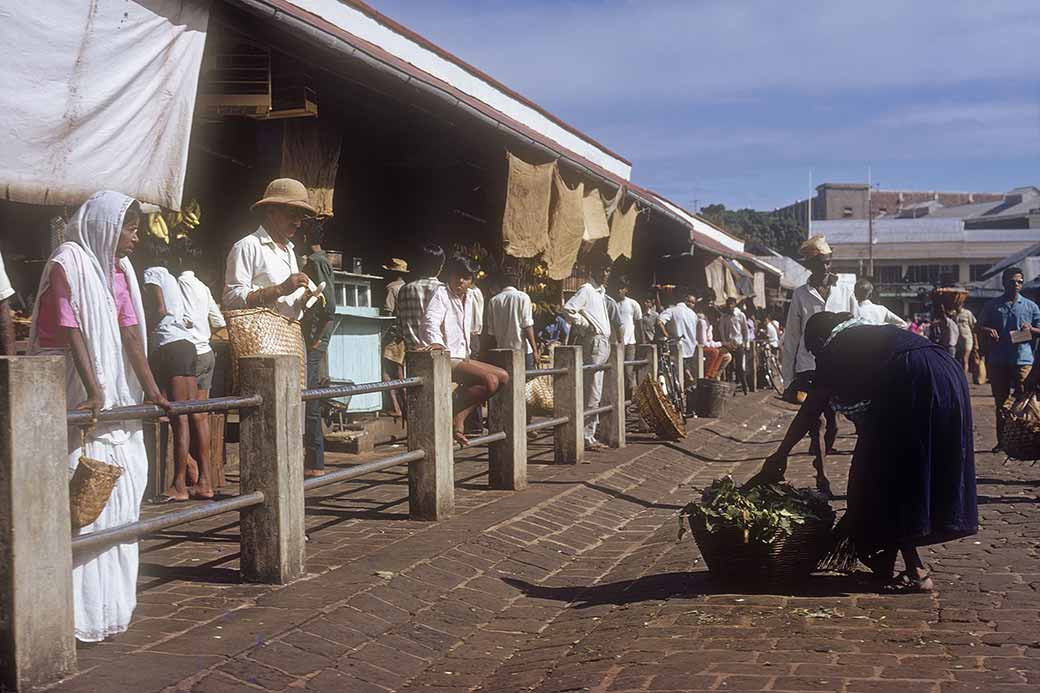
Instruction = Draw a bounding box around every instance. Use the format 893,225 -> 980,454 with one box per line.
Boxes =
748,311 -> 977,593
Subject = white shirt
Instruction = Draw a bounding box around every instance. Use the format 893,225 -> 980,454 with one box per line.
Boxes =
143,266 -> 194,347
178,271 -> 226,354
468,286 -> 484,337
719,307 -> 749,346
617,296 -> 643,345
782,282 -> 860,383
696,314 -> 721,348
564,282 -> 610,336
765,320 -> 780,348
659,302 -> 699,358
383,277 -> 404,314
223,226 -> 305,319
858,300 -> 907,328
422,285 -> 472,359
487,286 -> 534,353
0,249 -> 13,302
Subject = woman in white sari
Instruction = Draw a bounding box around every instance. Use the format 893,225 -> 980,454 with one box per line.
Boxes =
29,191 -> 170,642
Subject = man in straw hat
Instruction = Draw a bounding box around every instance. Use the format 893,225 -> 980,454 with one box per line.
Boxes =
224,178 -> 324,476
381,257 -> 409,417
780,234 -> 858,496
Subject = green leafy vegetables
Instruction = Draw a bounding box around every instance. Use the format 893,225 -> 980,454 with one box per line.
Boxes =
679,477 -> 834,545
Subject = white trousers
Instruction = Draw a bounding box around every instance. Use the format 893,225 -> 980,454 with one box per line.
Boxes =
581,334 -> 612,443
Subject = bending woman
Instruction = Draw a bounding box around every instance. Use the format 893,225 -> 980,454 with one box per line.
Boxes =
29,191 -> 170,641
750,311 -> 977,592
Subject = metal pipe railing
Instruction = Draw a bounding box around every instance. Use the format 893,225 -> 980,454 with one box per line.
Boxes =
525,367 -> 568,380
624,359 -> 649,367
302,377 -> 423,402
457,430 -> 507,449
584,404 -> 614,418
525,416 -> 569,433
67,394 -> 263,426
303,449 -> 425,491
582,362 -> 613,373
71,491 -> 266,555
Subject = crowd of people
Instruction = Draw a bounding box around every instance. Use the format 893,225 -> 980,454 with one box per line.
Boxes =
0,181 -> 1027,636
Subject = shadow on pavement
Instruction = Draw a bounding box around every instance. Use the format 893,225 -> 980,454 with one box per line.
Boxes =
661,441 -> 767,464
503,571 -> 877,607
976,476 -> 1039,486
977,494 -> 1038,505
581,481 -> 683,511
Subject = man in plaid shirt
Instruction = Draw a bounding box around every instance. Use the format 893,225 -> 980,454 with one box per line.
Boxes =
396,243 -> 445,349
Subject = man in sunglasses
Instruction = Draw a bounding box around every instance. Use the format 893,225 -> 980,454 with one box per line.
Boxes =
979,267 -> 1040,452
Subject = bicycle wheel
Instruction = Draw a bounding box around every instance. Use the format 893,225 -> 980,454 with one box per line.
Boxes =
766,353 -> 784,395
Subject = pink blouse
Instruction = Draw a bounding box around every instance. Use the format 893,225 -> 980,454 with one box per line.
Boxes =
36,264 -> 138,348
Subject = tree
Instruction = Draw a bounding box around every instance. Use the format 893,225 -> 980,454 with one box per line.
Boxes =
699,204 -> 805,257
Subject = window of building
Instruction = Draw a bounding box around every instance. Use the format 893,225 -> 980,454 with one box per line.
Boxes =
969,264 -> 992,281
905,264 -> 960,284
842,206 -> 854,217
877,265 -> 903,283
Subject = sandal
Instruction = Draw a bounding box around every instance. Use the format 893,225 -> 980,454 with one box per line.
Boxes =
881,570 -> 934,594
153,494 -> 187,505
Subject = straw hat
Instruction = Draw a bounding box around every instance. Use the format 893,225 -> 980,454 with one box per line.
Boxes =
799,234 -> 832,258
251,178 -> 317,215
382,258 -> 409,273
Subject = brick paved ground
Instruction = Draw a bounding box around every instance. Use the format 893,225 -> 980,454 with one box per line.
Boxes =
47,385 -> 1039,692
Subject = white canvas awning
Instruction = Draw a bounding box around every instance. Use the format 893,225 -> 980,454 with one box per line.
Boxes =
0,1 -> 210,210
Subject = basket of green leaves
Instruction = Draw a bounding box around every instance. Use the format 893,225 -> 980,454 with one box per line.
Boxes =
679,477 -> 835,584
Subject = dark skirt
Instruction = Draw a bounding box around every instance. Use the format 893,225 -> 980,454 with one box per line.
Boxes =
845,345 -> 977,552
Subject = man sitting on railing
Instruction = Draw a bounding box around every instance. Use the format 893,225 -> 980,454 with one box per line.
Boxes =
421,255 -> 509,446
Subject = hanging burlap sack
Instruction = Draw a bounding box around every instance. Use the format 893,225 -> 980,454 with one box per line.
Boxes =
545,167 -> 585,280
502,151 -> 553,258
607,198 -> 638,260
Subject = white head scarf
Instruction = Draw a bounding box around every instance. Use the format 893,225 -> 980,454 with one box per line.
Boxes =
30,192 -> 147,428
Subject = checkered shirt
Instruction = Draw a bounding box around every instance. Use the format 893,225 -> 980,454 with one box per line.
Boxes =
396,277 -> 444,349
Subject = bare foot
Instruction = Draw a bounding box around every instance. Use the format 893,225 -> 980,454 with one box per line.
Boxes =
186,457 -> 200,487
156,487 -> 189,503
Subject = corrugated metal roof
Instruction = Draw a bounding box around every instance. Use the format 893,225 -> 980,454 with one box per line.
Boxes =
815,219 -> 1038,245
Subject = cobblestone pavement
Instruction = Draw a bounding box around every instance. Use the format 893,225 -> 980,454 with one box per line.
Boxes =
49,385 -> 1039,693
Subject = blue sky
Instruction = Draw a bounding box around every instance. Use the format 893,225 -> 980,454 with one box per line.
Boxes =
368,0 -> 1039,211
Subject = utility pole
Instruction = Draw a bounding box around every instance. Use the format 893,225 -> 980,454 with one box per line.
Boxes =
807,169 -> 813,238
867,167 -> 874,278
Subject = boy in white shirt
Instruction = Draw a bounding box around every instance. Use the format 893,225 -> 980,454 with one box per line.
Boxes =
422,255 -> 508,446
487,262 -> 537,368
613,275 -> 643,395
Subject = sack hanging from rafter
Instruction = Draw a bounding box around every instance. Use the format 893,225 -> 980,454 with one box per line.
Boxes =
502,151 -> 553,258
582,188 -> 610,241
281,118 -> 342,216
603,186 -> 624,217
546,167 -> 585,280
607,198 -> 638,260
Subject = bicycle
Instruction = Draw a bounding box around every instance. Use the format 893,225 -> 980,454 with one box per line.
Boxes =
653,338 -> 686,415
756,338 -> 784,396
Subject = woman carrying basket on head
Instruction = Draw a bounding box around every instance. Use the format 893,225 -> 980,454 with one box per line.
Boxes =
29,191 -> 171,642
747,311 -> 977,593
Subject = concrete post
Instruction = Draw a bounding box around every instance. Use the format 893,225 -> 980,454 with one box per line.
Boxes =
599,343 -> 626,449
0,357 -> 76,690
487,349 -> 527,491
405,350 -> 454,520
238,355 -> 306,584
552,345 -> 584,465
669,342 -> 685,399
694,344 -> 705,380
634,344 -> 658,388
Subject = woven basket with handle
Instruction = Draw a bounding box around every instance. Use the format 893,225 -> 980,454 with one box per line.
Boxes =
633,377 -> 686,440
688,513 -> 834,584
224,308 -> 307,392
1002,394 -> 1040,460
69,429 -> 123,530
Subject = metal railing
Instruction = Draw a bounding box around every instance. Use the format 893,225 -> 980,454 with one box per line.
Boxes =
301,377 -> 423,402
525,366 -> 567,380
67,394 -> 262,426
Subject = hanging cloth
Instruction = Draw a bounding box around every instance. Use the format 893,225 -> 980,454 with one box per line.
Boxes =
281,119 -> 343,216
607,198 -> 638,260
501,151 -> 553,258
582,188 -> 611,242
603,186 -> 624,217
546,167 -> 585,280
703,257 -> 729,304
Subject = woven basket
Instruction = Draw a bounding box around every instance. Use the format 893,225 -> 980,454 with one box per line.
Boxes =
526,375 -> 555,415
224,308 -> 307,392
1002,395 -> 1040,460
634,377 -> 686,440
688,513 -> 834,584
69,454 -> 123,530
932,287 -> 968,312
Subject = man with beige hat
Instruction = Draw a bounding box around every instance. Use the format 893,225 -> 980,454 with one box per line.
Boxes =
780,234 -> 858,496
223,178 -> 324,475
